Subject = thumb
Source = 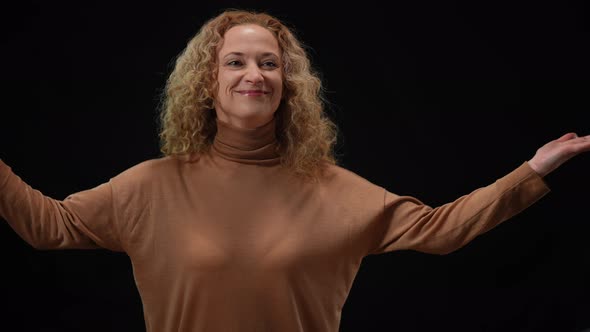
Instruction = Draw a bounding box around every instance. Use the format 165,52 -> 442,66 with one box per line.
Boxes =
557,132 -> 578,142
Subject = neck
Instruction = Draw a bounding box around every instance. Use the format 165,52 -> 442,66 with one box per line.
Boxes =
211,117 -> 280,165
215,114 -> 275,130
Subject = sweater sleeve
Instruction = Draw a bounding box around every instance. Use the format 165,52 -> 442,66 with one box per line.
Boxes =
0,160 -> 123,251
367,162 -> 550,255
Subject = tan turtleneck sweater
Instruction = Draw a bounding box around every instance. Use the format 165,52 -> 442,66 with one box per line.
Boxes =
0,118 -> 550,331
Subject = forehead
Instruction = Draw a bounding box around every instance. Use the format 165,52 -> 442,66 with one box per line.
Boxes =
218,24 -> 280,56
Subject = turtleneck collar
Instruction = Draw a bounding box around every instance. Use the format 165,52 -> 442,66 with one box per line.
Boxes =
212,118 -> 281,165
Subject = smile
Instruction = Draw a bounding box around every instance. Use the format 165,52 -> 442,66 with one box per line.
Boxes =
236,90 -> 269,96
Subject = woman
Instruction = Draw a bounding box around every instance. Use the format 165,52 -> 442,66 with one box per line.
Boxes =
1,9 -> 589,332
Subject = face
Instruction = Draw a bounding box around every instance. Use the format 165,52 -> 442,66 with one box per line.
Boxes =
214,24 -> 283,129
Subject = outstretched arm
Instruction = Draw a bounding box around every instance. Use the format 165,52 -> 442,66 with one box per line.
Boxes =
366,132 -> 590,255
0,160 -> 121,251
528,133 -> 590,177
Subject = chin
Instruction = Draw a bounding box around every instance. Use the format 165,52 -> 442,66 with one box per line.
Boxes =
239,109 -> 275,121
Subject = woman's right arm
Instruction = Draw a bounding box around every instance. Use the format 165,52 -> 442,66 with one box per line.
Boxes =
0,160 -> 124,251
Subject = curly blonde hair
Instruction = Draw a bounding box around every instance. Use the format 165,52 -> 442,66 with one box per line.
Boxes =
158,9 -> 337,178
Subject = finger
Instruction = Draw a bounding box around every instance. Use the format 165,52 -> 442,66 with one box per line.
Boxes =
557,132 -> 578,142
572,135 -> 590,144
578,135 -> 590,148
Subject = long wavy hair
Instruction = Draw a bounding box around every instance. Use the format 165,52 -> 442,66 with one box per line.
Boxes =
158,9 -> 337,178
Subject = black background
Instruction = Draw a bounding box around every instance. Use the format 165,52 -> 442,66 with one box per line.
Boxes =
1,1 -> 589,331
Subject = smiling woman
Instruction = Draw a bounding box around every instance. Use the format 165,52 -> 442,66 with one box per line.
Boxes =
159,10 -> 337,179
1,8 -> 590,332
215,24 -> 283,128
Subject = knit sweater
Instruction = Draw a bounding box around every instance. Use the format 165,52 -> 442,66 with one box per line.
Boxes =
0,118 -> 550,331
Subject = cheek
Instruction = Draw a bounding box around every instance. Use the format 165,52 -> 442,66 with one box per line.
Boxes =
272,74 -> 284,97
217,72 -> 238,96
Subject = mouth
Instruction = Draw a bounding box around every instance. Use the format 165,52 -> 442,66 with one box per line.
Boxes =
236,90 -> 270,96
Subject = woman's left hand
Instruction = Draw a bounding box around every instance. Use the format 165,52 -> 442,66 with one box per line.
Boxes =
528,132 -> 590,177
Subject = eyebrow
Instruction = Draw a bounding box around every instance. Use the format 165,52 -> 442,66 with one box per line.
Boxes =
222,52 -> 280,59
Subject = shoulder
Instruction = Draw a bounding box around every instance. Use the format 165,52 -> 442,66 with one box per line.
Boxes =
119,153 -> 203,176
110,154 -> 200,188
115,156 -> 173,177
321,162 -> 374,184
318,162 -> 385,196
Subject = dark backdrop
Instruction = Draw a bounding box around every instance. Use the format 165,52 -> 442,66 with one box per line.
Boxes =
1,1 -> 589,331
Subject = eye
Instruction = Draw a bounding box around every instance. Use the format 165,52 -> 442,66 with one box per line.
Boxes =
261,61 -> 278,69
226,60 -> 243,67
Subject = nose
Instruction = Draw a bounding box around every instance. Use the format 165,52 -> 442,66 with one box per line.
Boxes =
244,64 -> 264,85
